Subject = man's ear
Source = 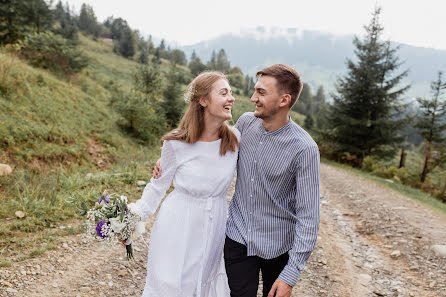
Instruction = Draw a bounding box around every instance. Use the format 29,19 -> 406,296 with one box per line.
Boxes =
279,94 -> 292,108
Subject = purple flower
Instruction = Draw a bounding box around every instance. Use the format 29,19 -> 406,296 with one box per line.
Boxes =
98,194 -> 110,204
95,220 -> 107,238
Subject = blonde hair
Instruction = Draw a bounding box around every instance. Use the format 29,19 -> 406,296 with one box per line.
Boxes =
163,71 -> 239,155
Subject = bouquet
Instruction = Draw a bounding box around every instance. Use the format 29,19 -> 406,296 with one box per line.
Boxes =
84,193 -> 145,260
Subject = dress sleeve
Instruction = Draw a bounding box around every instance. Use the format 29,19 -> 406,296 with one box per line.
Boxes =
128,140 -> 178,220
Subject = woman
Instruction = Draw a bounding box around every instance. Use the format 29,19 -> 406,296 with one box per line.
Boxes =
128,71 -> 239,297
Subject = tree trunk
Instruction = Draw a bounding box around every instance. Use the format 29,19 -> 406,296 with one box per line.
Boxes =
399,147 -> 406,168
420,141 -> 431,182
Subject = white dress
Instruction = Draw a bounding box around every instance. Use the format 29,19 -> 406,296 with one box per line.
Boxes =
129,129 -> 240,297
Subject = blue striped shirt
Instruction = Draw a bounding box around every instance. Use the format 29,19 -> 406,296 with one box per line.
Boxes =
226,112 -> 320,286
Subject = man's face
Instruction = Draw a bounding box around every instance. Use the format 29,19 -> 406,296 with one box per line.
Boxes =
250,75 -> 281,119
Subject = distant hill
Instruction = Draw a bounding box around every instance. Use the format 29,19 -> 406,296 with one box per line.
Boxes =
181,27 -> 446,99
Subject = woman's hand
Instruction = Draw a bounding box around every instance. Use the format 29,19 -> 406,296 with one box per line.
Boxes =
152,158 -> 161,179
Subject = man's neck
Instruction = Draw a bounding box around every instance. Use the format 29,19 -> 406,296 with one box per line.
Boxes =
261,112 -> 290,132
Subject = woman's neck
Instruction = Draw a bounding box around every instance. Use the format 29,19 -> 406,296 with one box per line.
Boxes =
199,114 -> 223,142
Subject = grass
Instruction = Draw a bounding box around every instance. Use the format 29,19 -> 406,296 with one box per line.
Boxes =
0,33 -> 307,264
0,34 -> 165,264
322,158 -> 446,216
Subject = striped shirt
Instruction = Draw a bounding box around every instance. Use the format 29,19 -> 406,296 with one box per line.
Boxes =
226,112 -> 320,286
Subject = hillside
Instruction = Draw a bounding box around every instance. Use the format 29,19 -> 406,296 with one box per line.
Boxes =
181,28 -> 446,98
0,34 -> 305,266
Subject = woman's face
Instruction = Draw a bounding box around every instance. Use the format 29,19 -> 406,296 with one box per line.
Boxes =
202,78 -> 235,121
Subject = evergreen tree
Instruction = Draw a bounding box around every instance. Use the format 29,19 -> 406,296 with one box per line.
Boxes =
54,1 -> 65,22
313,86 -> 326,114
227,67 -> 245,89
161,65 -> 186,128
147,35 -> 155,54
190,50 -> 197,61
110,18 -> 135,58
78,3 -> 100,37
328,6 -> 410,166
415,71 -> 446,182
292,83 -> 312,115
188,57 -> 207,76
244,75 -> 255,96
53,1 -> 79,44
207,50 -> 217,70
216,49 -> 231,73
170,49 -> 187,66
25,0 -> 53,34
159,39 -> 166,50
0,1 -> 28,44
304,114 -> 314,130
0,0 -> 52,44
116,64 -> 166,144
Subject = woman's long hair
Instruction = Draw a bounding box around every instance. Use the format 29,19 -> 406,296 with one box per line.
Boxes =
162,71 -> 239,155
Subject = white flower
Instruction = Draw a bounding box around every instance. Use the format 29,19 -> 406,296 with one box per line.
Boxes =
134,221 -> 146,237
109,217 -> 126,233
120,195 -> 128,204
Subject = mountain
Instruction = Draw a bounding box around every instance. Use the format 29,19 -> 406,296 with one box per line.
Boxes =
180,27 -> 446,99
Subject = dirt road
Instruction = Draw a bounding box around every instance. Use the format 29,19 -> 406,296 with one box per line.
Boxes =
1,164 -> 445,297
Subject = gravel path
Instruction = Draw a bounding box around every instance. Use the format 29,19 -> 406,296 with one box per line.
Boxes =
1,163 -> 445,297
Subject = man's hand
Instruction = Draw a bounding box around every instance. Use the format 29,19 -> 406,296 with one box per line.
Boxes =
267,279 -> 292,297
152,158 -> 161,179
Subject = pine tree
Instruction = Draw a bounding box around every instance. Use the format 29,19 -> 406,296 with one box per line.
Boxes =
415,71 -> 446,182
25,0 -> 53,34
292,83 -> 312,115
78,3 -> 100,37
0,1 -> 28,44
244,75 -> 255,96
189,57 -> 207,76
190,50 -> 197,61
328,6 -> 410,166
207,50 -> 217,70
216,49 -> 230,73
161,65 -> 186,128
170,49 -> 187,66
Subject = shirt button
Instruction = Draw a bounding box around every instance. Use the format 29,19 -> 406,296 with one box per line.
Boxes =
248,229 -> 251,232
259,141 -> 263,144
250,194 -> 253,197
251,178 -> 254,181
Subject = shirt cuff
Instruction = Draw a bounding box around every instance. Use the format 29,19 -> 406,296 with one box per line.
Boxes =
278,264 -> 301,287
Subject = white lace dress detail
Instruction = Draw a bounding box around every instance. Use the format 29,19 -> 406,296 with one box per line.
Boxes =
128,128 -> 240,297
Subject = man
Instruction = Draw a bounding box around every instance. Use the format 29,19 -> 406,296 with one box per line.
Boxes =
154,64 -> 320,297
224,64 -> 320,297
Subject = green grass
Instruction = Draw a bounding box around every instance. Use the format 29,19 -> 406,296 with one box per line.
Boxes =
0,33 -> 307,264
0,34 -> 165,263
322,158 -> 446,216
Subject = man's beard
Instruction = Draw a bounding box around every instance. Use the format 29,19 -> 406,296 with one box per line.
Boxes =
254,106 -> 278,119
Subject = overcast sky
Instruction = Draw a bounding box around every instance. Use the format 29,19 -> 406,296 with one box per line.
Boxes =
64,0 -> 446,50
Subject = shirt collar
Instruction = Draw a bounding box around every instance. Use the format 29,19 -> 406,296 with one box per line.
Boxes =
259,116 -> 293,136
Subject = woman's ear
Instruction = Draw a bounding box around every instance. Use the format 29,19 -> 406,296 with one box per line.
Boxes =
199,97 -> 208,108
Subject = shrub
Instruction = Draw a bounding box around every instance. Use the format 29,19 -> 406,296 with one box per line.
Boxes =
115,92 -> 167,145
19,32 -> 89,75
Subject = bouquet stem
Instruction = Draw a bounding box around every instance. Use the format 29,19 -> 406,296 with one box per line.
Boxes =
125,243 -> 133,260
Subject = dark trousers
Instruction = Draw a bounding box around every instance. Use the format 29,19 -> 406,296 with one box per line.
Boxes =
224,236 -> 289,297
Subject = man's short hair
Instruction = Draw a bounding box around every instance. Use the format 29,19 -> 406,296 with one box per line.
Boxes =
256,64 -> 303,108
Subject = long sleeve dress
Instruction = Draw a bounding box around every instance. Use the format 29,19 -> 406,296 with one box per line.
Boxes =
128,129 -> 240,297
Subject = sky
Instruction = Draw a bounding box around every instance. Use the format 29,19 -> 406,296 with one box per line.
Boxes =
64,0 -> 446,50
